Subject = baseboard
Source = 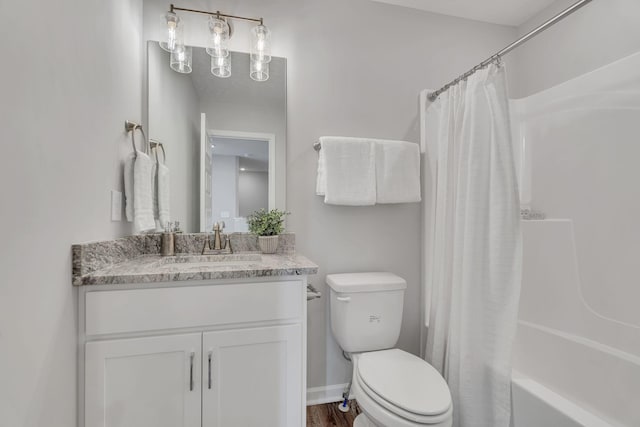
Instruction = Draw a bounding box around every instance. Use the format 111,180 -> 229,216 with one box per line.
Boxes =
307,383 -> 354,406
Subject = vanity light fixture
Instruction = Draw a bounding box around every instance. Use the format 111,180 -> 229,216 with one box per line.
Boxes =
250,58 -> 269,82
163,4 -> 271,81
211,55 -> 231,78
206,16 -> 230,59
250,25 -> 271,63
160,10 -> 181,52
170,44 -> 192,73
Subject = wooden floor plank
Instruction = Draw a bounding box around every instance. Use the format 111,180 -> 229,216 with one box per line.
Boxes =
306,400 -> 362,427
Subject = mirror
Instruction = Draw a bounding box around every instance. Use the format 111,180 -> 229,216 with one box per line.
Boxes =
147,42 -> 287,233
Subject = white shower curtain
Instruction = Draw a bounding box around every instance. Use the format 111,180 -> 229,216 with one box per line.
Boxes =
425,62 -> 522,427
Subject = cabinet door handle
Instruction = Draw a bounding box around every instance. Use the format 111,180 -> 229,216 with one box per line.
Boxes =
207,351 -> 213,389
189,351 -> 195,392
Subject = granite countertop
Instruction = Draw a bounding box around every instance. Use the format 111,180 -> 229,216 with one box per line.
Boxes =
75,253 -> 318,286
72,233 -> 318,286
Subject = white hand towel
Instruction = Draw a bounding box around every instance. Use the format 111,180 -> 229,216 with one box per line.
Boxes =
124,153 -> 135,222
157,163 -> 170,229
151,161 -> 158,220
375,139 -> 421,203
316,144 -> 327,196
319,136 -> 377,206
133,152 -> 156,233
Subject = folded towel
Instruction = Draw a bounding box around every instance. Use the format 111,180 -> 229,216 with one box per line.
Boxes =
133,152 -> 156,233
124,153 -> 135,221
375,139 -> 421,203
318,136 -> 377,206
157,162 -> 170,228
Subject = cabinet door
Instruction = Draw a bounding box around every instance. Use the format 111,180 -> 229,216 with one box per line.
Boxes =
85,333 -> 201,427
202,325 -> 303,427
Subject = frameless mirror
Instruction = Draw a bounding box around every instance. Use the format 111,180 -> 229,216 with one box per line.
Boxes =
147,42 -> 286,233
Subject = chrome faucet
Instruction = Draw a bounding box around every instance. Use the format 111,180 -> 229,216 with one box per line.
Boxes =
201,221 -> 232,255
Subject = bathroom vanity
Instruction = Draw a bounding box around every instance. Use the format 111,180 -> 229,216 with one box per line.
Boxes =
73,233 -> 317,427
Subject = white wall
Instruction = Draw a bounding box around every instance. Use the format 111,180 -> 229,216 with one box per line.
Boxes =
239,171 -> 269,217
211,155 -> 239,225
144,0 -> 516,393
0,0 -> 143,425
148,44 -> 201,232
511,0 -> 640,97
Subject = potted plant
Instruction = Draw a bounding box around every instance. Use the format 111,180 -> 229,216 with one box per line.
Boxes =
247,208 -> 290,254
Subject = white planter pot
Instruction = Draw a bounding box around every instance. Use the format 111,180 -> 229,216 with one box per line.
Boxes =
258,235 -> 279,254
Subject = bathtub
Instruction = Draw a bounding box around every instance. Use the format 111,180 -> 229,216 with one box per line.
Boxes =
511,371 -> 613,427
510,221 -> 640,427
507,51 -> 640,427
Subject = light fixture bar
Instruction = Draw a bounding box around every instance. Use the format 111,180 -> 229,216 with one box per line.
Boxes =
170,4 -> 263,25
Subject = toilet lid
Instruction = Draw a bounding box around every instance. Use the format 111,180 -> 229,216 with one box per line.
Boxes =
357,349 -> 451,417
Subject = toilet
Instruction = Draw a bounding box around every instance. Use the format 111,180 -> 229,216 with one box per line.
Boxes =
326,272 -> 453,427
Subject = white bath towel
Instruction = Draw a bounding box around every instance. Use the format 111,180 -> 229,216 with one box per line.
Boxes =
133,152 -> 156,233
157,163 -> 170,229
317,136 -> 377,206
124,153 -> 135,221
375,139 -> 421,203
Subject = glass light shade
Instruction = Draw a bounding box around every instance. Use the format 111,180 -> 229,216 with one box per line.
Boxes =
211,55 -> 231,78
170,45 -> 192,74
250,25 -> 271,63
250,59 -> 269,82
206,17 -> 230,58
160,11 -> 181,52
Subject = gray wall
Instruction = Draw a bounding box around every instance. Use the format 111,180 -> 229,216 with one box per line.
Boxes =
148,44 -> 201,231
144,0 -> 516,391
511,0 -> 640,97
0,0 -> 143,425
239,171 -> 269,217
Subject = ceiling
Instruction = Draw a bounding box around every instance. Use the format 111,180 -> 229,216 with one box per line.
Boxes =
370,0 -> 558,26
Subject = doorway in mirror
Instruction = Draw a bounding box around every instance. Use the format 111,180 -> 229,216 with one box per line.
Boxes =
200,125 -> 275,233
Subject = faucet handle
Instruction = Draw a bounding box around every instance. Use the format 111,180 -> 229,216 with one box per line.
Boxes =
219,221 -> 225,231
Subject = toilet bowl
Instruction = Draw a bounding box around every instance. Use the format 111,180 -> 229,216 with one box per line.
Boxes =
351,350 -> 452,427
326,272 -> 453,427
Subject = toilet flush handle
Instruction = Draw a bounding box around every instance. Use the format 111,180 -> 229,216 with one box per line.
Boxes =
336,296 -> 351,302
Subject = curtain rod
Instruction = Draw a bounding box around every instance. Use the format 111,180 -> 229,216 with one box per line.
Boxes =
427,0 -> 594,101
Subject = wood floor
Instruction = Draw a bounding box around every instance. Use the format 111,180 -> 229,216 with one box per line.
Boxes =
306,400 -> 362,427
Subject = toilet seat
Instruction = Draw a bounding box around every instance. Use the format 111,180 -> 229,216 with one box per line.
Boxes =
355,349 -> 452,425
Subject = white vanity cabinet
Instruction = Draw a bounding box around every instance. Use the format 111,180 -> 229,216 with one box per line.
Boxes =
79,277 -> 307,427
85,333 -> 202,427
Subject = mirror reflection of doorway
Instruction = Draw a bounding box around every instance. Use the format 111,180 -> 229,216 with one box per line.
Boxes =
202,128 -> 275,233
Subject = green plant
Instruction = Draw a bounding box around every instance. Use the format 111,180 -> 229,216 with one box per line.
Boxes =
247,209 -> 290,236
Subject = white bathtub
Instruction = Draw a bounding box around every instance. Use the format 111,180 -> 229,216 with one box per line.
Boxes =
511,221 -> 640,427
508,51 -> 640,427
511,371 -> 615,427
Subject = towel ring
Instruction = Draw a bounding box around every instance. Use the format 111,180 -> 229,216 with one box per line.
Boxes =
150,139 -> 166,164
125,121 -> 149,158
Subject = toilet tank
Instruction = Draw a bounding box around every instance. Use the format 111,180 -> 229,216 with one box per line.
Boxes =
326,272 -> 407,353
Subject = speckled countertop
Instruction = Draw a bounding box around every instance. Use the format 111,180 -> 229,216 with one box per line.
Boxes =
72,233 -> 318,286
75,253 -> 318,286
